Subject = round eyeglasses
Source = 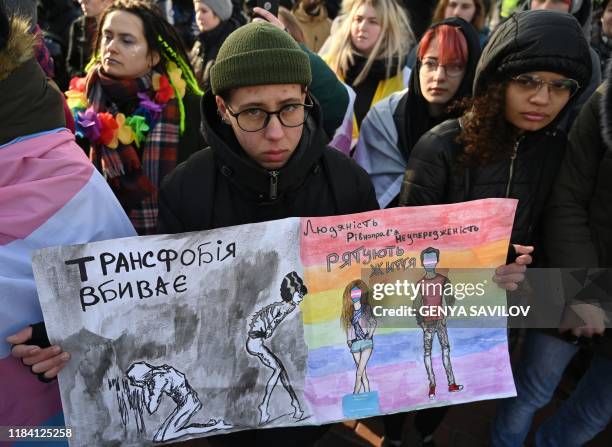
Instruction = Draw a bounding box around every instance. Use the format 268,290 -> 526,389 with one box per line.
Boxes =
510,74 -> 580,97
225,96 -> 314,132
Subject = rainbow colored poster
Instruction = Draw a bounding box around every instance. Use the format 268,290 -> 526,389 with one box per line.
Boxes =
300,198 -> 518,421
32,198 -> 518,446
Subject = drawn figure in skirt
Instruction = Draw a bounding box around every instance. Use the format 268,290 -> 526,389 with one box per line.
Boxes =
341,279 -> 378,394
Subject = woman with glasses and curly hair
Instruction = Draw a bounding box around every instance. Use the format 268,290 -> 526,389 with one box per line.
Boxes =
65,0 -> 204,235
382,13 -> 591,445
399,10 -> 591,263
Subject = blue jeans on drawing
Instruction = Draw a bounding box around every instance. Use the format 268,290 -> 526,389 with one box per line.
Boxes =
490,330 -> 612,447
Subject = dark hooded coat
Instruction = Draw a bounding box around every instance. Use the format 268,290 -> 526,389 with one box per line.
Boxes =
542,76 -> 612,354
189,12 -> 243,91
398,10 -> 592,256
544,80 -> 612,267
515,0 -> 602,128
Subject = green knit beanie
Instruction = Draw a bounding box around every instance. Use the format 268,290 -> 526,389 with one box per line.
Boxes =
210,22 -> 312,95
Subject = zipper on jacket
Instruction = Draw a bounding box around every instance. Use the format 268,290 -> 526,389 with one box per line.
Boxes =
269,171 -> 279,200
505,137 -> 522,198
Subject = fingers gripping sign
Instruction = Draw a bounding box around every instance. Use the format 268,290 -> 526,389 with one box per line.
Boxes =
6,323 -> 70,382
493,244 -> 534,291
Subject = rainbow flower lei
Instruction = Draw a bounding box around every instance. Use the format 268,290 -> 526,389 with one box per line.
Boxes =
65,62 -> 187,149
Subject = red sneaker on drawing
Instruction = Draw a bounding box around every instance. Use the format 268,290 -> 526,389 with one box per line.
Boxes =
428,385 -> 436,399
448,383 -> 464,392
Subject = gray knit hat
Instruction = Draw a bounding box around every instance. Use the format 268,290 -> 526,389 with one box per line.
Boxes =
210,22 -> 312,95
195,0 -> 232,21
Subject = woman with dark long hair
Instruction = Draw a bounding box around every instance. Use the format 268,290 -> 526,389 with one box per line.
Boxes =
65,0 -> 204,235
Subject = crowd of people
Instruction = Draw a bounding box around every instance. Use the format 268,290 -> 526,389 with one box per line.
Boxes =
1,0 -> 611,446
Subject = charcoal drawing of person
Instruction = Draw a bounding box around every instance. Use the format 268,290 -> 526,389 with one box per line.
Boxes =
126,361 -> 232,442
246,271 -> 308,425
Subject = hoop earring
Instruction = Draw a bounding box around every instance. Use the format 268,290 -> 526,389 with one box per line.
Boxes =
217,109 -> 230,124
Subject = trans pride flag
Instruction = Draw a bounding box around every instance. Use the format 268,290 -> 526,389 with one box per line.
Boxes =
0,129 -> 135,440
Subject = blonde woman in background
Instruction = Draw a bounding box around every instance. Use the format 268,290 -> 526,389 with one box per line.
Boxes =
430,0 -> 489,47
321,0 -> 414,149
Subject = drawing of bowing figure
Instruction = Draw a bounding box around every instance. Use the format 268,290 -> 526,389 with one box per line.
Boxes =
341,280 -> 378,394
246,271 -> 308,425
126,362 -> 232,442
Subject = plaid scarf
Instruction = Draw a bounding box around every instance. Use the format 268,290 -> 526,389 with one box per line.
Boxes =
87,67 -> 179,235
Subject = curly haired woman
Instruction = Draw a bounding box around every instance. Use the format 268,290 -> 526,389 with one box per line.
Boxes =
398,10 -> 592,263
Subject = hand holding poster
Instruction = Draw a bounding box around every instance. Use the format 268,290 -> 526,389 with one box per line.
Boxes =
32,198 -> 518,446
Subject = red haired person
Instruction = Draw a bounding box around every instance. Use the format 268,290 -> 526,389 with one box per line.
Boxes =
354,18 -> 481,208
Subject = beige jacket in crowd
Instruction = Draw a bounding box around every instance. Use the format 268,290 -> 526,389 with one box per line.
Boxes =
293,2 -> 332,53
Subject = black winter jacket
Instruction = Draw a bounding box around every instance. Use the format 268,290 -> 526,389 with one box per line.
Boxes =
189,17 -> 241,91
545,83 -> 612,267
399,119 -> 567,254
543,83 -> 612,354
66,15 -> 96,78
158,92 -> 379,233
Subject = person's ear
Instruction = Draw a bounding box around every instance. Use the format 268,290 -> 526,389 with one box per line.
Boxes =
215,95 -> 231,123
149,50 -> 161,69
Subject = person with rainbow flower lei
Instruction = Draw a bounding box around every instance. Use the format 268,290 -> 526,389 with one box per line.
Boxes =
65,0 -> 204,235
